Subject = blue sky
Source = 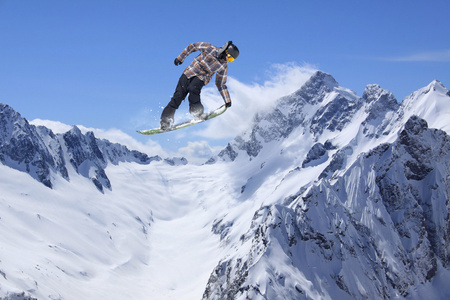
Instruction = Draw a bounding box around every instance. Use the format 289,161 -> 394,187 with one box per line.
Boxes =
1,0 -> 449,159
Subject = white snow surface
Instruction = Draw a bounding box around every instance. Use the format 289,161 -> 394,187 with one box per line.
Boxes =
0,160 -> 232,299
1,73 -> 450,299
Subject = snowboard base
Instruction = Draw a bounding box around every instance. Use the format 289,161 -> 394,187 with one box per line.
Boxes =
137,105 -> 227,135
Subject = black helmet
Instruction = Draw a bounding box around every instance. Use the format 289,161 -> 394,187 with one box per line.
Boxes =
227,42 -> 239,59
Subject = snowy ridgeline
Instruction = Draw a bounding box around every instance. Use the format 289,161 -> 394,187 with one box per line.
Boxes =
0,103 -> 169,192
0,71 -> 450,299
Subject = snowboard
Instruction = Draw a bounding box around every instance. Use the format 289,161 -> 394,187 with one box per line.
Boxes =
137,105 -> 227,135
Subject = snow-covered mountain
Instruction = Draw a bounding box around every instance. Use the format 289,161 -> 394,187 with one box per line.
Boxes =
0,103 -> 161,191
1,71 -> 449,299
202,72 -> 450,299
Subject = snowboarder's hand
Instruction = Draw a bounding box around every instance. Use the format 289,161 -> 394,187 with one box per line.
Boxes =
225,101 -> 232,108
174,58 -> 182,66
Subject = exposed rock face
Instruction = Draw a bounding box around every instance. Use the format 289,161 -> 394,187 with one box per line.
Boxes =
204,116 -> 450,299
0,103 -> 160,191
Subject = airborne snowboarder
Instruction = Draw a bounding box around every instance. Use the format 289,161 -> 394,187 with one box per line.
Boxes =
159,41 -> 239,130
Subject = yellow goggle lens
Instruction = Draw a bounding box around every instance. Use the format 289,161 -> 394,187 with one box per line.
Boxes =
227,53 -> 235,62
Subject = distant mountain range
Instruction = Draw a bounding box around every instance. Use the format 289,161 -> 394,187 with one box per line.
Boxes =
0,103 -> 160,192
1,71 -> 449,299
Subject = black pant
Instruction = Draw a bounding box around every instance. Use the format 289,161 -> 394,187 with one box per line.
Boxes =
161,74 -> 205,122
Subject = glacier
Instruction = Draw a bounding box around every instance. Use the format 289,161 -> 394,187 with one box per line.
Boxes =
0,71 -> 449,299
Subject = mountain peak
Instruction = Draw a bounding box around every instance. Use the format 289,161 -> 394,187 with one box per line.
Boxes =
67,125 -> 83,136
0,102 -> 27,130
0,102 -> 15,113
363,84 -> 397,104
427,79 -> 449,95
410,79 -> 449,99
304,70 -> 339,91
430,79 -> 444,87
362,84 -> 398,126
284,71 -> 341,108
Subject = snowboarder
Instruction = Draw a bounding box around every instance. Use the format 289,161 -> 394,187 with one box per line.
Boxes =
160,41 -> 239,130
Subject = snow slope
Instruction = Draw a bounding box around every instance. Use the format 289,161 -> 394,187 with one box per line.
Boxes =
1,71 -> 450,299
0,159 -> 233,299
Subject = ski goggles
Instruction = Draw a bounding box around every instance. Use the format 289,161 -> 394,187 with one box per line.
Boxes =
227,52 -> 235,62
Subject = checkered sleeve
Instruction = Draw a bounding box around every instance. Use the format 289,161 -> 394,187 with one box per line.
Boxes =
216,67 -> 231,104
177,42 -> 209,63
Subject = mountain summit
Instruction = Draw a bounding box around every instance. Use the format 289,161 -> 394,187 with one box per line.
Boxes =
0,71 -> 449,299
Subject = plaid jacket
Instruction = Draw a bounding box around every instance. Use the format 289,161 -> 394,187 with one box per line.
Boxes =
177,42 -> 231,104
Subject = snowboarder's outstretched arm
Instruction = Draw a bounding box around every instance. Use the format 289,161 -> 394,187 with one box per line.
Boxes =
176,42 -> 210,64
216,69 -> 232,107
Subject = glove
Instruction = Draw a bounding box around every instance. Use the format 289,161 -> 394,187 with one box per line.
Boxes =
225,101 -> 232,108
174,58 -> 182,66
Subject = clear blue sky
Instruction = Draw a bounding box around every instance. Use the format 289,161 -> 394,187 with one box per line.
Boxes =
1,0 -> 449,156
